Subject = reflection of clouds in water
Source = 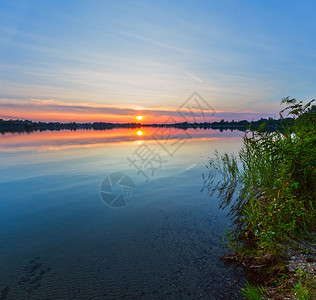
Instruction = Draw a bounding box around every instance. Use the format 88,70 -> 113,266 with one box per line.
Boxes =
0,128 -> 243,152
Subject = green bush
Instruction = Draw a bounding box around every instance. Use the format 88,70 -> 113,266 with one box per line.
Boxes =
292,267 -> 310,300
203,97 -> 316,257
241,281 -> 265,299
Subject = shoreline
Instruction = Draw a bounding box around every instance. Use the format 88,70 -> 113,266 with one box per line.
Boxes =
203,98 -> 316,299
0,117 -> 294,134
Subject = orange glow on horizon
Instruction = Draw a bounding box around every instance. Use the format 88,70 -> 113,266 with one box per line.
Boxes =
0,103 -> 219,123
0,108 -> 176,123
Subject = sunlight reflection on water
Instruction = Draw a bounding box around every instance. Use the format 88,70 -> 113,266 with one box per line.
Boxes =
0,128 -> 244,299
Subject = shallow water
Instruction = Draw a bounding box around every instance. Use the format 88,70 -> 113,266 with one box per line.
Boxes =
0,128 -> 244,299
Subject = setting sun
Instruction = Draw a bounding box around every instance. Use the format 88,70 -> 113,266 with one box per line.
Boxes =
136,130 -> 143,136
136,116 -> 143,121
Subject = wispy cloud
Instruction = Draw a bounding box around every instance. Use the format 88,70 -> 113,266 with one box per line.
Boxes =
0,98 -> 276,122
1,1 -> 315,117
184,71 -> 204,83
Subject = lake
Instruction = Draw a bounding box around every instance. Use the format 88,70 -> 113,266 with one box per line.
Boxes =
0,128 -> 244,299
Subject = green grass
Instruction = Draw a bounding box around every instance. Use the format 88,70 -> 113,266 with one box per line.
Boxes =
292,267 -> 310,300
241,282 -> 265,300
203,97 -> 316,298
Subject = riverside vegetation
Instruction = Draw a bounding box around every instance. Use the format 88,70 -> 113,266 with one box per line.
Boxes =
203,97 -> 316,299
0,117 -> 292,133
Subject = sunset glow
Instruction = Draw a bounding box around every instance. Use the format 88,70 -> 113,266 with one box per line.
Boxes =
0,2 -> 315,123
0,98 -> 276,123
1,2 -> 316,299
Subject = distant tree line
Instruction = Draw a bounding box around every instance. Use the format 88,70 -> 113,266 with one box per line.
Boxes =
0,120 -> 142,133
0,117 -> 298,134
143,117 -> 294,131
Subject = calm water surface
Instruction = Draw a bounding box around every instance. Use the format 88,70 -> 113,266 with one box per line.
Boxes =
0,128 -> 244,299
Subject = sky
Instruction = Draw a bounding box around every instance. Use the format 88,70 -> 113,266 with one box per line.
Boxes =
0,0 -> 315,123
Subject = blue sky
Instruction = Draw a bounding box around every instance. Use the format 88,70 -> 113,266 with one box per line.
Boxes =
0,0 -> 315,122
